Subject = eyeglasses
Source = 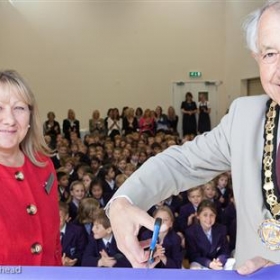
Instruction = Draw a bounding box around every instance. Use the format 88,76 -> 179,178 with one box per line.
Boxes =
259,51 -> 280,64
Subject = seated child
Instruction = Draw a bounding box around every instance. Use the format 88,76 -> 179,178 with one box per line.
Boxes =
202,181 -> 223,223
59,202 -> 87,266
90,178 -> 111,208
82,172 -> 95,197
116,157 -> 127,175
57,170 -> 70,202
81,209 -> 131,268
177,186 -> 203,233
115,173 -> 128,188
124,163 -> 136,177
72,197 -> 100,241
99,163 -> 117,199
68,180 -> 86,221
63,157 -> 78,186
141,206 -> 183,268
185,200 -> 233,270
90,156 -> 102,177
163,195 -> 182,218
76,163 -> 92,181
214,173 -> 233,209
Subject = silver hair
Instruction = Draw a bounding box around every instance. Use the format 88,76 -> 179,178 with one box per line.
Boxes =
243,0 -> 280,53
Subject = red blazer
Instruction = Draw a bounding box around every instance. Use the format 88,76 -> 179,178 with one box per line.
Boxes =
0,155 -> 61,265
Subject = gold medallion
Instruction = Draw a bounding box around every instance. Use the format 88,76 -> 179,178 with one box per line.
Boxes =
272,204 -> 280,216
258,219 -> 280,250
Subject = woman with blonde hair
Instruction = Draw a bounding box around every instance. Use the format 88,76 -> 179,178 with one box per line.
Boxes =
89,109 -> 105,136
138,108 -> 155,137
122,107 -> 138,135
63,108 -> 80,141
167,106 -> 178,135
0,70 -> 61,265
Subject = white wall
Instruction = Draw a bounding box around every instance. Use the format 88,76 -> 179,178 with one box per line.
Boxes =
0,0 -> 265,130
224,1 -> 265,110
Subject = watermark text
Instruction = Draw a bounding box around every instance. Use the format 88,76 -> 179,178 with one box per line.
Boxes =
0,266 -> 22,274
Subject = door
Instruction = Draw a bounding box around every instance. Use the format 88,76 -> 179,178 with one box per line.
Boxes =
172,81 -> 218,138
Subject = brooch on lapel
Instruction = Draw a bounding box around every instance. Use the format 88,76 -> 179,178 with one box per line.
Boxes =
44,173 -> 55,194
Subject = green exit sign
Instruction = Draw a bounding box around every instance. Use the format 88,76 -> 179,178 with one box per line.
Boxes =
189,71 -> 202,78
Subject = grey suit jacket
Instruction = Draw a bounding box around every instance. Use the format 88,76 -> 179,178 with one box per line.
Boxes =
112,95 -> 280,267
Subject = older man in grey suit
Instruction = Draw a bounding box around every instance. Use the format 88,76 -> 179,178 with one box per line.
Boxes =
107,0 -> 280,275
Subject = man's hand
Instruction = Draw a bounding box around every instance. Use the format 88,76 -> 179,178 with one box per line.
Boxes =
108,197 -> 166,268
237,256 -> 275,275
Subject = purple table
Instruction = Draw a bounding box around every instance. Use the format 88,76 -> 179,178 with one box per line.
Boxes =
0,265 -> 279,280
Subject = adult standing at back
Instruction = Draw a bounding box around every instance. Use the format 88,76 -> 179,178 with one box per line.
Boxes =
43,111 -> 61,149
89,109 -> 105,136
181,92 -> 197,139
0,70 -> 61,265
122,107 -> 138,136
198,92 -> 211,134
155,106 -> 169,134
63,109 -> 80,141
166,106 -> 179,135
107,108 -> 122,140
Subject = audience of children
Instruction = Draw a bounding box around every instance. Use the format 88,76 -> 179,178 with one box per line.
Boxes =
47,106 -> 236,269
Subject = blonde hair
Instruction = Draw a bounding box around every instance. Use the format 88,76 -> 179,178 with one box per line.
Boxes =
202,181 -> 215,191
77,197 -> 100,224
187,186 -> 203,197
153,205 -> 175,223
116,173 -> 128,188
0,70 -> 50,166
